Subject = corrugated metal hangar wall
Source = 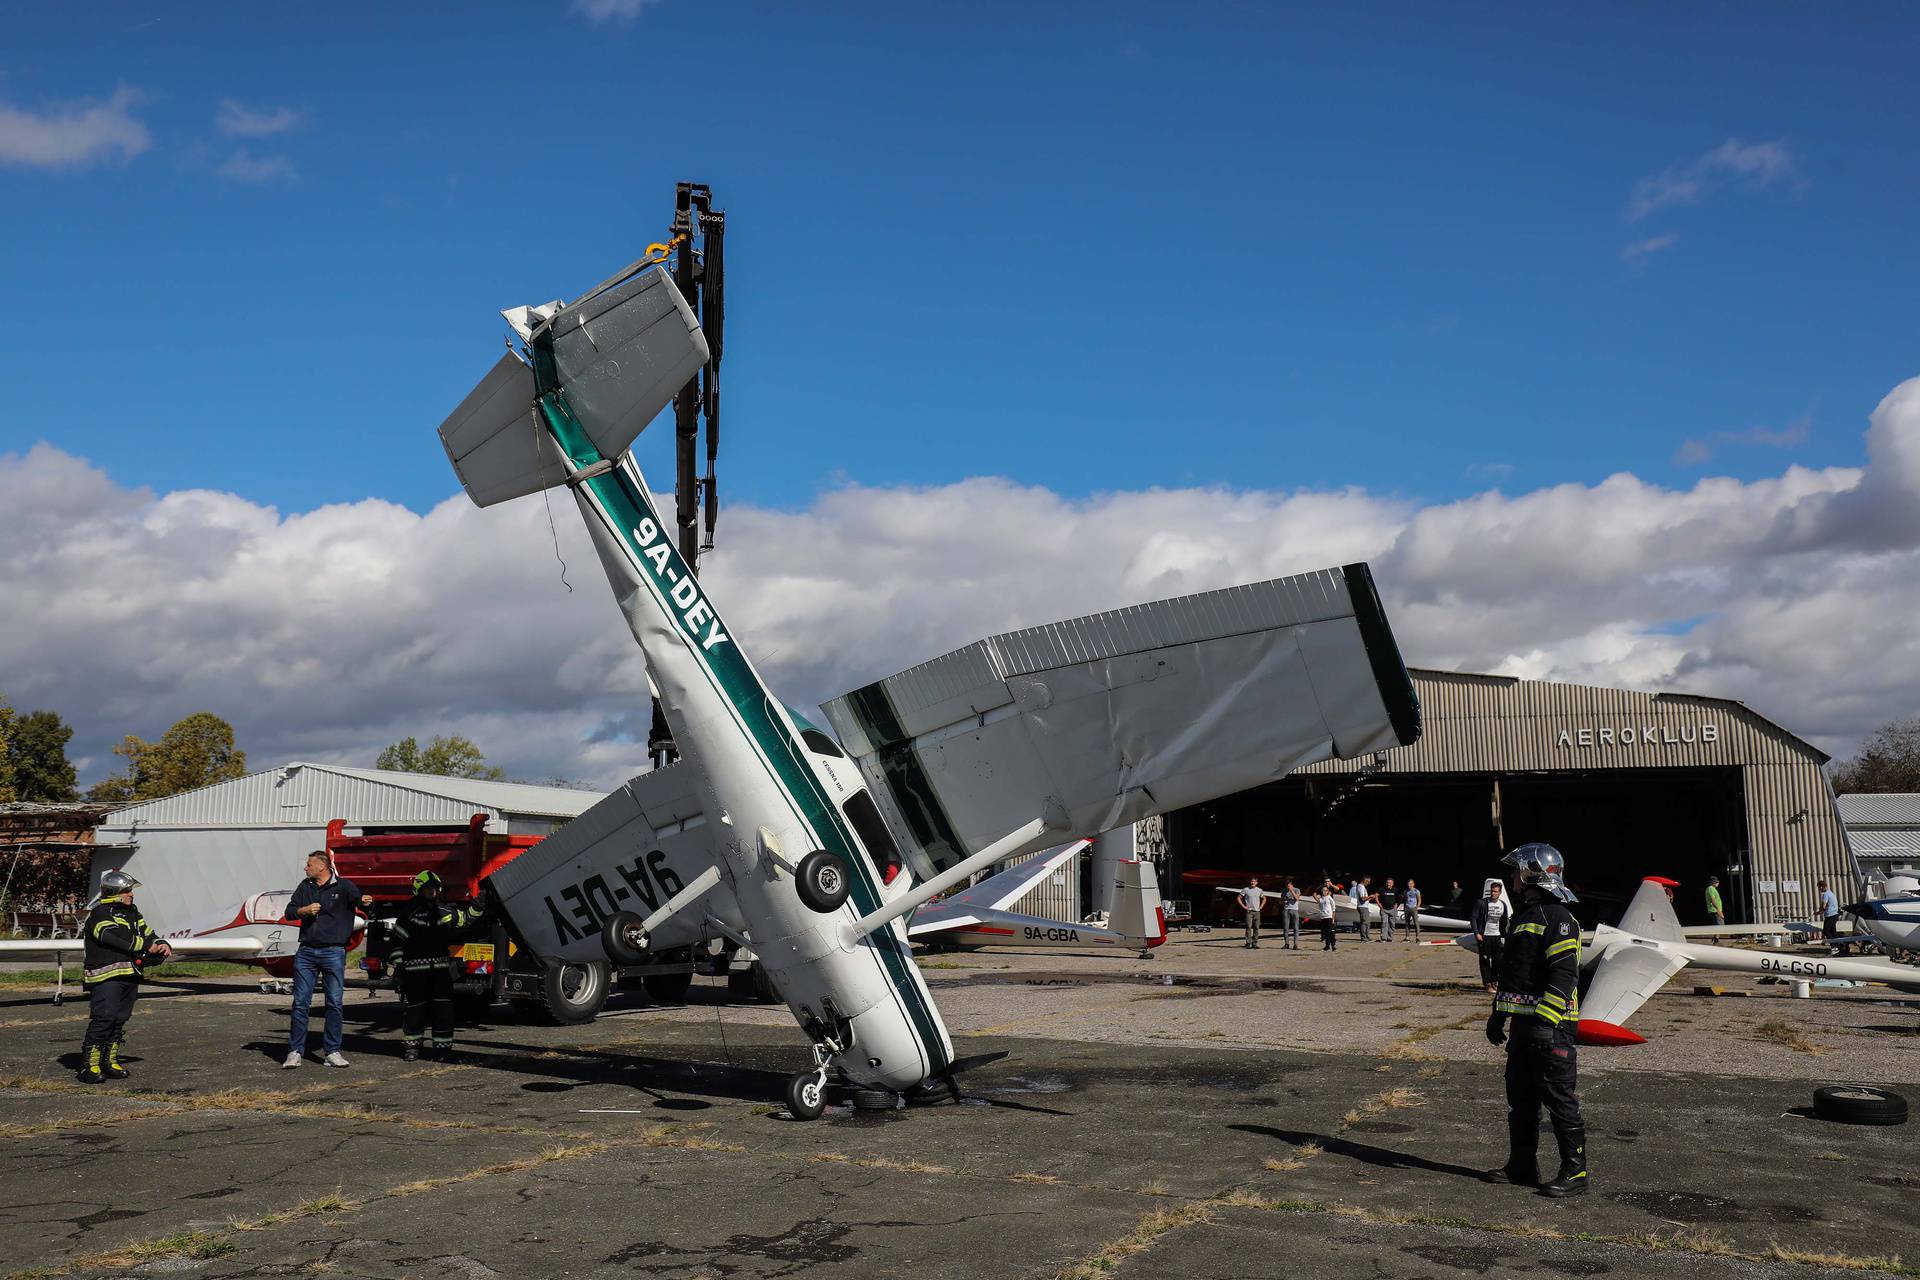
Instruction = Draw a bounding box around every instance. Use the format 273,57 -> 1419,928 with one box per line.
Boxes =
1156,669 -> 1853,928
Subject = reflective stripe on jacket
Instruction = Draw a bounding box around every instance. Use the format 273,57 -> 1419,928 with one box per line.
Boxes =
83,900 -> 156,985
388,896 -> 485,970
1493,898 -> 1580,1024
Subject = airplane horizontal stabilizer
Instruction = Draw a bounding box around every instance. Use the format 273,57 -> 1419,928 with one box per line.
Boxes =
1574,926 -> 1689,1046
440,265 -> 708,508
822,563 -> 1420,875
486,764 -> 731,963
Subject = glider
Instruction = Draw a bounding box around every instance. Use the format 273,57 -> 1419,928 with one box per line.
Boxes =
1459,876 -> 1920,1046
909,839 -> 1166,956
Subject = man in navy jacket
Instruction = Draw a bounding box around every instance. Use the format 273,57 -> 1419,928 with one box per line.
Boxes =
282,851 -> 363,1069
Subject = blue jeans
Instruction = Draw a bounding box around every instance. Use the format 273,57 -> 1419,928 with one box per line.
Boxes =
289,945 -> 346,1055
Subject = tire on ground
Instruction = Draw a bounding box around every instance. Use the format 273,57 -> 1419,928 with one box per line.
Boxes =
1813,1084 -> 1908,1126
535,960 -> 609,1026
643,970 -> 694,1005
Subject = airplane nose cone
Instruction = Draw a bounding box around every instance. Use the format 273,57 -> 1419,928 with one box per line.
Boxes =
1576,1019 -> 1646,1047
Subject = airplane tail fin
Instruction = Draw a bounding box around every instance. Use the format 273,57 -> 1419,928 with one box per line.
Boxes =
440,265 -> 708,508
1109,859 -> 1167,949
1616,877 -> 1687,944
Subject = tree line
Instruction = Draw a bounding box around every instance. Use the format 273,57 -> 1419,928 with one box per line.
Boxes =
1,698 -> 516,805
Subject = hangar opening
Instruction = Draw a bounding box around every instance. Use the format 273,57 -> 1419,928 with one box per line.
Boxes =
1150,669 -> 1854,930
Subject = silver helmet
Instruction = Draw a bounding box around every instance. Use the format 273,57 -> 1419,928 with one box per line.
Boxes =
1502,843 -> 1577,903
100,868 -> 141,895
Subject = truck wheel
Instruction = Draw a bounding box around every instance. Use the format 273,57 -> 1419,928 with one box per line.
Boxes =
795,850 -> 852,913
643,971 -> 694,1005
536,961 -> 609,1026
727,962 -> 780,1004
1813,1085 -> 1908,1126
601,911 -> 650,966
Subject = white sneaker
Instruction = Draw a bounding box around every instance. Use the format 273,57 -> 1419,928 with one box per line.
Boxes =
323,1051 -> 350,1068
283,1051 -> 303,1069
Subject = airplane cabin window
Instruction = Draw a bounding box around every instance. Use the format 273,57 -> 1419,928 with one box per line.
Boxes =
842,789 -> 902,868
801,729 -> 846,758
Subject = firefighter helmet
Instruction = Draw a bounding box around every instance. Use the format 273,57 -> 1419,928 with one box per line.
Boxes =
99,868 -> 141,896
411,870 -> 443,894
1502,843 -> 1578,903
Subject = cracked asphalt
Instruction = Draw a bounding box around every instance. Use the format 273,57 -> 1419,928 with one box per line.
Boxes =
1,936 -> 1917,1279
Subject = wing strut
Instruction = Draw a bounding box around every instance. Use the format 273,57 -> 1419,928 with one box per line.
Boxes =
622,864 -> 725,951
845,818 -> 1051,943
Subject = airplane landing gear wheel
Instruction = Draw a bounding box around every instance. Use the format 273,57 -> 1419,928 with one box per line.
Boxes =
601,911 -> 649,966
795,850 -> 852,913
786,1070 -> 828,1121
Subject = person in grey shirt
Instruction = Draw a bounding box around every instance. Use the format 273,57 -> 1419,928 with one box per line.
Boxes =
1404,880 -> 1423,942
1280,880 -> 1302,949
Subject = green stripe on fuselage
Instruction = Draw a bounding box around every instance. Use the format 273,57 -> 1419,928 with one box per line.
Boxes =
537,393 -> 950,1075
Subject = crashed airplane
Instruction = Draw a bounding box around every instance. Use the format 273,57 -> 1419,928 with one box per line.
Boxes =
438,256 -> 1420,1116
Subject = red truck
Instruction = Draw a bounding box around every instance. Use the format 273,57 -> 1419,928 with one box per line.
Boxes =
325,815 -> 617,1023
328,812 -> 773,1023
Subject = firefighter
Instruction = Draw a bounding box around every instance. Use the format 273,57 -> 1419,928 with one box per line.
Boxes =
78,869 -> 172,1084
388,871 -> 485,1062
1482,842 -> 1588,1197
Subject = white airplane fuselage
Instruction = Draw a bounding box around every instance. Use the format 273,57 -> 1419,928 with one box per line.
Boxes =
545,397 -> 952,1093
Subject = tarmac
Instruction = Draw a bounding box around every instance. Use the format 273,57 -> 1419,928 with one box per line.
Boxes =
1,933 -> 1917,1279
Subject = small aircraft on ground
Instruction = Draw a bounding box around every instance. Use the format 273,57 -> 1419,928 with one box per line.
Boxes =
1460,876 -> 1920,1046
442,255 -> 1421,1117
1847,873 -> 1920,954
909,839 -> 1166,956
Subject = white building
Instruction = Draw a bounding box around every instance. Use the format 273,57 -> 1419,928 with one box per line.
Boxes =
1838,793 -> 1920,886
93,764 -> 605,933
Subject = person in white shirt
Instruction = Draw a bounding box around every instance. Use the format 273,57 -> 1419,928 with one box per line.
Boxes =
1471,880 -> 1509,990
1315,885 -> 1338,951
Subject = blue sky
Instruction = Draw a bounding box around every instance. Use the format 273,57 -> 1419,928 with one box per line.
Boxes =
5,2 -> 1916,516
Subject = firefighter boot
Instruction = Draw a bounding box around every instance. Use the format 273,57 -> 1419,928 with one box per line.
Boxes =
104,1043 -> 130,1080
1482,1111 -> 1540,1186
402,1043 -> 421,1063
1540,1127 -> 1589,1198
77,1047 -> 104,1085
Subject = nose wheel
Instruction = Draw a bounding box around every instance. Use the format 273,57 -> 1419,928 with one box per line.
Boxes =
786,1067 -> 828,1121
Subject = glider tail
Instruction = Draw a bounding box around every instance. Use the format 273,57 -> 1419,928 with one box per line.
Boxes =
1109,859 -> 1167,950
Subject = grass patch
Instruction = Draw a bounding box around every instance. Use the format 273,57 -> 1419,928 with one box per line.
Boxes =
807,1152 -> 952,1174
1054,1202 -> 1215,1280
1341,1087 -> 1426,1130
1012,1172 -> 1062,1184
0,961 -> 256,988
1754,1019 -> 1828,1055
1766,1243 -> 1913,1272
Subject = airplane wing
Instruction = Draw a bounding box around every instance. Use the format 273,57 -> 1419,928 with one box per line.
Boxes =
0,938 -> 266,956
935,840 -> 1091,913
822,563 -> 1419,876
486,762 -> 739,963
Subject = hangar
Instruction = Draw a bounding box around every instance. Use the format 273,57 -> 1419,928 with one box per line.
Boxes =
1148,669 -> 1856,928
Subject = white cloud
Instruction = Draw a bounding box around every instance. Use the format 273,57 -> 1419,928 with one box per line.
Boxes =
0,85 -> 149,170
1628,139 -> 1797,223
216,148 -> 297,183
6,376 -> 1920,788
215,99 -> 304,138
570,0 -> 660,22
1619,232 -> 1680,265
1675,414 -> 1814,466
